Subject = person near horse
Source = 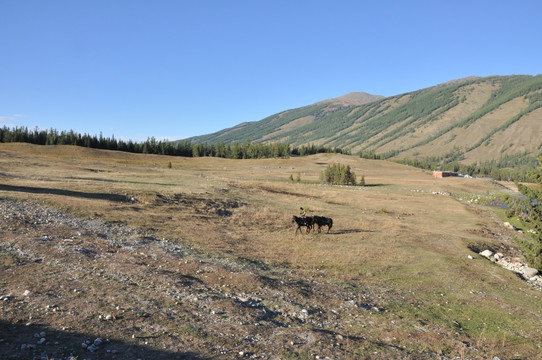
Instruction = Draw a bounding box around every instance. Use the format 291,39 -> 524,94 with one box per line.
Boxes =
300,207 -> 306,218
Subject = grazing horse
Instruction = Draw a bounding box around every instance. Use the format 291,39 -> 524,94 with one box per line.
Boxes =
313,215 -> 333,233
292,215 -> 314,234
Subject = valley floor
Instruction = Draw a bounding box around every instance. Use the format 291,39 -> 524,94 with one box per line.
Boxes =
1,144 -> 542,359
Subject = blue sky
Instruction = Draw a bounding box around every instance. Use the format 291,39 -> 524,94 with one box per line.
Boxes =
1,0 -> 541,142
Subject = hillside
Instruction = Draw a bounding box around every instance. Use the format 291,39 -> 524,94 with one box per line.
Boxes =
1,143 -> 542,359
186,75 -> 542,165
186,92 -> 384,146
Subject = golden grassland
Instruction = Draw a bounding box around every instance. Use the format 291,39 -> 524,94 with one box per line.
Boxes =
1,143 -> 542,359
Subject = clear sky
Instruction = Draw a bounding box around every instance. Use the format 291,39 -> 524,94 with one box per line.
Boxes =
1,0 -> 541,142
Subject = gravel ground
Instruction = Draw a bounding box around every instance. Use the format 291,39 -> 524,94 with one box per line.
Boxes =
1,198 -> 538,359
0,199 -> 405,360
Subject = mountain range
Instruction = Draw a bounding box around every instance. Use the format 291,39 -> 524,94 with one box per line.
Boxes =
186,75 -> 542,165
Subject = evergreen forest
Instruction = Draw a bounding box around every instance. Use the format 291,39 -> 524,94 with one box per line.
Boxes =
0,126 -> 346,160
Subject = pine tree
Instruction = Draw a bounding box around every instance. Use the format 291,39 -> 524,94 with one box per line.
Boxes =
320,163 -> 359,186
506,156 -> 542,270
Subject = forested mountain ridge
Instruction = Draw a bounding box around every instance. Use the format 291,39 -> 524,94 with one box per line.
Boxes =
186,75 -> 542,166
186,92 -> 384,146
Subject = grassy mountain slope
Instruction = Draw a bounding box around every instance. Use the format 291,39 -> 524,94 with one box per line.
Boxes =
186,75 -> 542,164
186,92 -> 384,146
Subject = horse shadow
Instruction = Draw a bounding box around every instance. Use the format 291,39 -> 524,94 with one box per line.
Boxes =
327,228 -> 375,235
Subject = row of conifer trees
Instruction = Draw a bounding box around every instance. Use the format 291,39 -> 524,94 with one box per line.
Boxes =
0,126 -> 346,159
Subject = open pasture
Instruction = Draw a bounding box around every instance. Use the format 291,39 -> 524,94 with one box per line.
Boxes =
1,143 -> 541,359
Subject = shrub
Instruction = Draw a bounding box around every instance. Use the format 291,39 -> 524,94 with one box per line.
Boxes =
505,156 -> 542,270
319,163 -> 357,185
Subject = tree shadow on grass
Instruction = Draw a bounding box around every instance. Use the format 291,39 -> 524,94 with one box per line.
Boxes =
74,176 -> 180,187
0,320 -> 208,360
0,184 -> 130,202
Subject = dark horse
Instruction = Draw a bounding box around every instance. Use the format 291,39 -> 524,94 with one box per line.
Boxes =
313,215 -> 333,233
292,215 -> 314,234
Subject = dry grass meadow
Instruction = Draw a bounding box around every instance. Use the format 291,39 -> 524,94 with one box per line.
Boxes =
1,143 -> 542,359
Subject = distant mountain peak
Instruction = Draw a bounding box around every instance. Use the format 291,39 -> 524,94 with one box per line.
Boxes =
438,76 -> 481,86
184,75 -> 542,168
320,92 -> 384,106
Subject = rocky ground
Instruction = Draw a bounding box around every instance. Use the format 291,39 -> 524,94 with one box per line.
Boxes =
1,198 -> 540,360
477,248 -> 542,290
0,199 -> 412,359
